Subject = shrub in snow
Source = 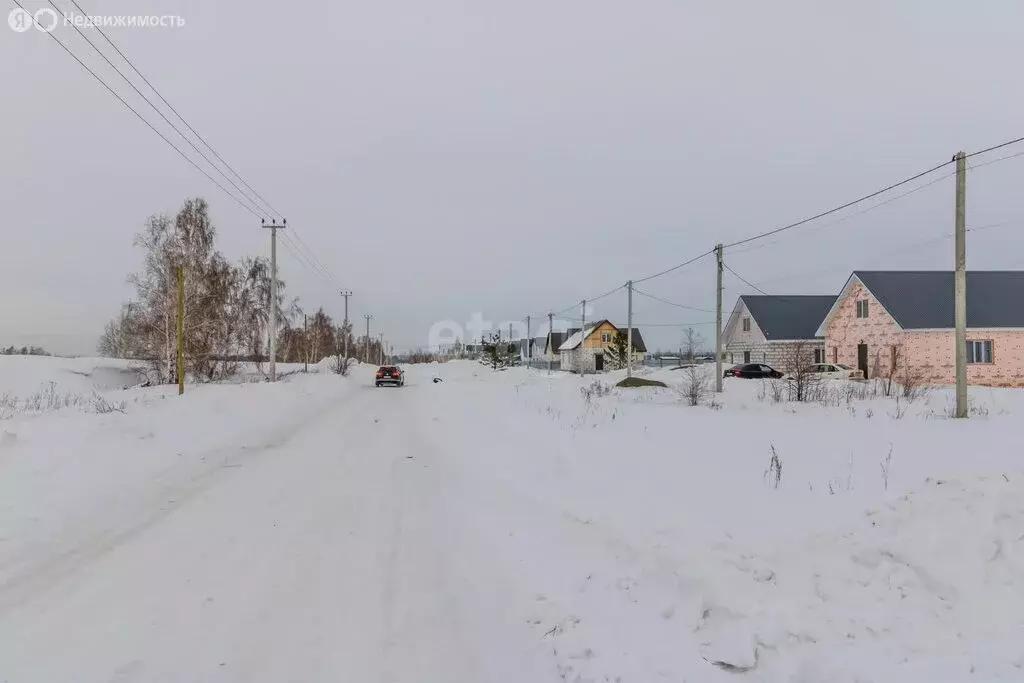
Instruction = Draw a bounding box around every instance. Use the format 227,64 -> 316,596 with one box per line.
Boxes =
679,365 -> 710,407
764,445 -> 783,489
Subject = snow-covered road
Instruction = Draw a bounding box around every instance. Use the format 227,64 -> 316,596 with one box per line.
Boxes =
2,359 -> 1023,682
0,370 -> 560,682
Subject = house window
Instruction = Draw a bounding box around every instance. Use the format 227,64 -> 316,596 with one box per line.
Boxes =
856,300 -> 869,318
742,317 -> 751,332
967,340 -> 994,364
813,348 -> 824,363
832,347 -> 838,363
743,351 -> 750,364
601,332 -> 612,343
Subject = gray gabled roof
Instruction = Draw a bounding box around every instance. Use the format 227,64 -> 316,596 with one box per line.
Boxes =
740,295 -> 836,341
853,271 -> 1024,329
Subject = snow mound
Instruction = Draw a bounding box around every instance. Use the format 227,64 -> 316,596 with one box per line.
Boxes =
0,356 -> 142,396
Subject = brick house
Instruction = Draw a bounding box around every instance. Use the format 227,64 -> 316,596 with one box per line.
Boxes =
815,271 -> 1024,387
723,295 -> 836,368
558,321 -> 647,373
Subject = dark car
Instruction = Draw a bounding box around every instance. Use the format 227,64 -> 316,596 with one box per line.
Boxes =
724,363 -> 783,379
375,365 -> 405,387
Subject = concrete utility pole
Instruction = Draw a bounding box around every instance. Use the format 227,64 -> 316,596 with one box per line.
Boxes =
176,265 -> 184,395
339,289 -> 352,361
525,315 -> 531,367
547,312 -> 554,374
715,243 -> 724,393
954,151 -> 968,418
262,219 -> 285,382
378,332 -> 385,366
626,280 -> 634,378
364,314 -> 373,364
580,299 -> 587,377
303,313 -> 308,373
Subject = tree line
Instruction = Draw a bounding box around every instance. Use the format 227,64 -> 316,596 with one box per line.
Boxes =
98,198 -> 380,383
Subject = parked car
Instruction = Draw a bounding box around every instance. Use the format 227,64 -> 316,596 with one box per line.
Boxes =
375,365 -> 405,387
794,363 -> 864,380
724,363 -> 783,379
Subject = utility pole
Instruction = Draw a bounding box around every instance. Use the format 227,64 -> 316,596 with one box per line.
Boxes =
261,218 -> 285,382
364,314 -> 373,364
378,332 -> 385,366
715,243 -> 724,393
303,313 -> 308,373
547,312 -> 554,374
580,299 -> 587,377
339,289 -> 352,362
627,280 -> 634,378
176,265 -> 184,395
954,151 -> 968,418
526,315 -> 531,367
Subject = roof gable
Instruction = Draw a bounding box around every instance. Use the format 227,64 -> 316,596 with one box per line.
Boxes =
738,295 -> 836,341
558,321 -> 614,351
853,271 -> 1024,329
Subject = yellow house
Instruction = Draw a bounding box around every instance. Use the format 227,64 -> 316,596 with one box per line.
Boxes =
558,320 -> 647,373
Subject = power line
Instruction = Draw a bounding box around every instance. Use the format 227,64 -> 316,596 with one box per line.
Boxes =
632,287 -> 714,313
722,159 -> 955,250
35,0 -> 343,286
46,0 -> 268,219
722,134 -> 1024,252
726,167 -> 958,256
633,249 -> 714,285
723,264 -> 772,296
11,0 -> 265,220
966,136 -> 1024,160
64,0 -> 284,220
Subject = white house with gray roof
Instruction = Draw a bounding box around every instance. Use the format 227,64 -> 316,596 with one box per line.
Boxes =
723,295 -> 836,368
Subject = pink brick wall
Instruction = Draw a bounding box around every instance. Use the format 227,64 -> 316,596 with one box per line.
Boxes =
824,281 -> 902,378
825,280 -> 1024,387
904,330 -> 1024,387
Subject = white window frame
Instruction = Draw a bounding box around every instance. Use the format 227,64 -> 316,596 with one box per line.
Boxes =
856,300 -> 869,318
967,339 -> 994,364
742,317 -> 751,332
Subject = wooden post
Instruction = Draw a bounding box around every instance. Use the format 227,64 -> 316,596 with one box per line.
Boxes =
177,265 -> 184,395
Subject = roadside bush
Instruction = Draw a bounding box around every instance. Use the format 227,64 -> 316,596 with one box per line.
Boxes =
678,365 -> 710,406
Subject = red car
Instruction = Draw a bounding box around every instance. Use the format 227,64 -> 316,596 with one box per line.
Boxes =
375,365 -> 405,387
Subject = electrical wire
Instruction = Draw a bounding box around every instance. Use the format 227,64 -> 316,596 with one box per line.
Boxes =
633,249 -> 714,285
34,0 -> 343,286
632,288 -> 715,313
11,0 -> 265,220
722,135 -> 1024,252
724,265 -> 772,297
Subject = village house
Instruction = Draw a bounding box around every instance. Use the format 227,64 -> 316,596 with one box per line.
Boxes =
723,295 -> 836,368
558,321 -> 647,373
815,271 -> 1024,387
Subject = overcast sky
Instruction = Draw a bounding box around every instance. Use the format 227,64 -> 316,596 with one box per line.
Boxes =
3,0 -> 1024,354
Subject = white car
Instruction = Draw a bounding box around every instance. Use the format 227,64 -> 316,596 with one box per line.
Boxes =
797,363 -> 864,380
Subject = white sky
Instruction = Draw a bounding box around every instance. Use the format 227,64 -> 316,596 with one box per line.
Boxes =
3,0 -> 1024,354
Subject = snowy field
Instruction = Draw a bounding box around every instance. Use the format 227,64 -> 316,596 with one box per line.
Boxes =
0,357 -> 1021,682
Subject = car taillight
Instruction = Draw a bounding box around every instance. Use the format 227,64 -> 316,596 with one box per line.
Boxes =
733,370 -> 740,376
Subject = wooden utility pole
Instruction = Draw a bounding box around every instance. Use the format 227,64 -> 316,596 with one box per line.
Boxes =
525,315 -> 531,367
626,280 -> 634,378
340,289 -> 352,361
364,313 -> 373,364
176,265 -> 184,395
715,243 -> 724,393
547,312 -> 554,374
954,151 -> 968,418
261,218 -> 285,382
580,299 -> 587,377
